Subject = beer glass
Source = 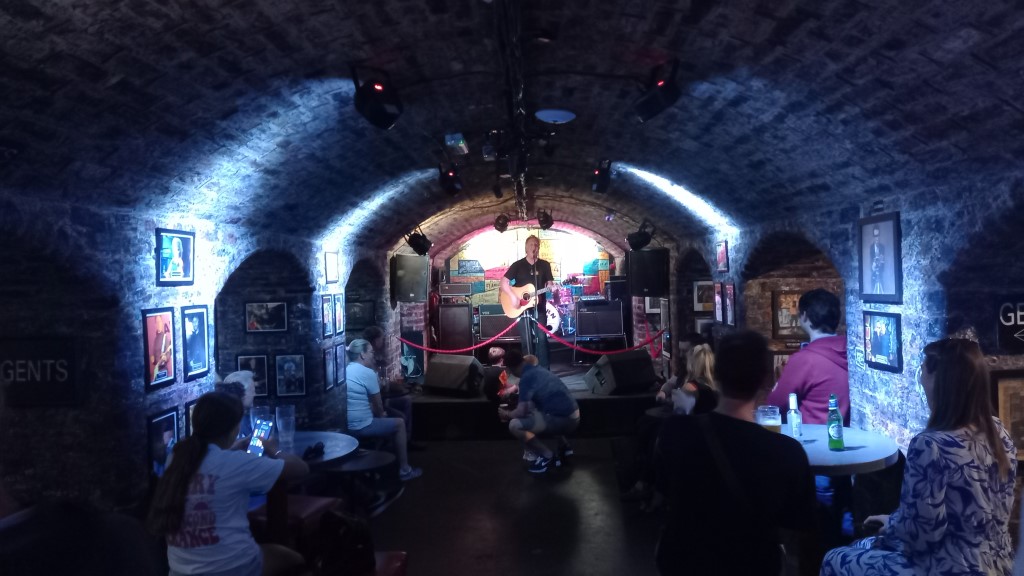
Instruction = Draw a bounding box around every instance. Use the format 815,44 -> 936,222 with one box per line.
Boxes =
756,405 -> 782,433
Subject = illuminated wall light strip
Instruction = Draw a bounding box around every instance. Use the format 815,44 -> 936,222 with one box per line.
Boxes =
620,164 -> 739,237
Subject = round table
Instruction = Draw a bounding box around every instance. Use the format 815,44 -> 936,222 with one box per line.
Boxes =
783,424 -> 900,476
289,430 -> 359,468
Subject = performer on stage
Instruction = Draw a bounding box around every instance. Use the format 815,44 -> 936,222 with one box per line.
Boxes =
501,235 -> 555,369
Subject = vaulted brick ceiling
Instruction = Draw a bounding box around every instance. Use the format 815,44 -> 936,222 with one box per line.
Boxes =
2,1 -> 1022,252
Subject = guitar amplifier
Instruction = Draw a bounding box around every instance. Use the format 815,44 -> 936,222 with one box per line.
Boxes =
440,283 -> 473,296
479,313 -> 518,340
576,300 -> 624,337
478,304 -> 505,316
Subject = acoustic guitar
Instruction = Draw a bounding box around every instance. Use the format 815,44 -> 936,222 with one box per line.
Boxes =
499,284 -> 553,318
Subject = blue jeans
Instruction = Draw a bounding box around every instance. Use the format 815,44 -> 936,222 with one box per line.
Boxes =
517,312 -> 550,369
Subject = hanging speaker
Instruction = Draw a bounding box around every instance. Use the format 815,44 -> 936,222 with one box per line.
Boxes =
627,248 -> 669,297
390,255 -> 428,302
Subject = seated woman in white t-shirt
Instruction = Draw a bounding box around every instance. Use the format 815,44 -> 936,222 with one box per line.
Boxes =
346,339 -> 422,481
147,392 -> 309,576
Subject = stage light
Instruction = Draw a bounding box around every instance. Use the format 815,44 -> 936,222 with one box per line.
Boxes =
351,66 -> 403,130
438,164 -> 463,195
605,209 -> 615,222
626,221 -> 653,250
406,230 -> 433,256
494,214 -> 509,233
634,59 -> 681,123
492,182 -> 503,199
537,209 -> 554,230
592,159 -> 611,193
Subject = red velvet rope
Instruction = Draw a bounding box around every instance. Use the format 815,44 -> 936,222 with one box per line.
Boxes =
535,319 -> 665,355
395,318 -> 519,354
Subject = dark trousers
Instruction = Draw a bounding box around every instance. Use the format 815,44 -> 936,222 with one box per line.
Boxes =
517,312 -> 549,369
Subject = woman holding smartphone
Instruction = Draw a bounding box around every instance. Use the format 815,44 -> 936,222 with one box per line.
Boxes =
148,392 -> 309,576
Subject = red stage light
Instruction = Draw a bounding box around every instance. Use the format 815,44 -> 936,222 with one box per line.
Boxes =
373,83 -> 384,91
656,80 -> 665,87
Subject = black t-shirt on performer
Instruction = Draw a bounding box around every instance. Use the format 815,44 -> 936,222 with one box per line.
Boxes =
504,258 -> 554,318
655,412 -> 818,575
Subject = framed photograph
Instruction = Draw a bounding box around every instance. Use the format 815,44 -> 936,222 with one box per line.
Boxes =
990,370 -> 1024,460
724,284 -> 736,326
324,348 -> 336,391
645,297 -> 661,313
155,228 -> 195,286
859,212 -> 902,303
237,355 -> 269,397
693,280 -> 714,312
695,317 -> 714,334
275,354 -> 306,397
142,307 -> 176,390
335,343 -> 347,385
334,293 -> 344,334
772,351 -> 794,383
181,305 -> 210,381
184,399 -> 198,437
714,283 -> 723,323
400,332 -> 424,379
147,407 -> 178,478
772,291 -> 806,341
346,301 -> 375,331
863,311 -> 902,373
325,252 -> 339,284
322,295 -> 334,338
245,302 -> 287,333
715,240 -> 729,273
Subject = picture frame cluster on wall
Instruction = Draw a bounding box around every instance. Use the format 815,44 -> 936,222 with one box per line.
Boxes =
235,353 -> 308,397
142,304 -> 211,392
322,294 -> 345,337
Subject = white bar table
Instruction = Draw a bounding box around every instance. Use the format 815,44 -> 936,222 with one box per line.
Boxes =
783,424 -> 900,476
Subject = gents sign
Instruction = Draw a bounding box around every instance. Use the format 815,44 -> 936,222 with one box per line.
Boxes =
997,299 -> 1024,353
0,339 -> 77,406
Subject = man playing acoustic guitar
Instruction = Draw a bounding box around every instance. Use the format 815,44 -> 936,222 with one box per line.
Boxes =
500,235 -> 556,369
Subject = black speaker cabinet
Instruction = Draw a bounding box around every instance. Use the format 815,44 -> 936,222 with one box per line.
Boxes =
480,314 -> 518,340
439,304 -> 473,351
584,350 -> 657,395
424,354 -> 484,397
576,300 -> 624,337
390,255 -> 429,302
604,278 -> 628,301
627,248 -> 669,297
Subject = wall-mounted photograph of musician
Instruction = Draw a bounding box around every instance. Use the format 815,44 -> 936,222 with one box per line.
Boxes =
143,307 -> 176,390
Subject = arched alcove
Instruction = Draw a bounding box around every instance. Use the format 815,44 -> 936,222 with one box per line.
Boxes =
674,249 -> 714,370
741,231 -> 844,350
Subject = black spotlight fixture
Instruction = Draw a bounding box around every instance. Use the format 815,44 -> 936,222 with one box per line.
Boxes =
405,229 -> 433,256
626,220 -> 654,250
537,209 -> 554,230
633,59 -> 682,124
351,65 -> 403,130
494,214 -> 510,233
592,158 -> 611,193
438,163 -> 463,195
492,182 -> 503,199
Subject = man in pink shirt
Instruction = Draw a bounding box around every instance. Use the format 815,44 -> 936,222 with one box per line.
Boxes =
766,288 -> 848,425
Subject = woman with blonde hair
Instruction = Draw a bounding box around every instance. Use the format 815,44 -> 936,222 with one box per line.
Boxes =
657,344 -> 718,415
823,338 -> 1016,576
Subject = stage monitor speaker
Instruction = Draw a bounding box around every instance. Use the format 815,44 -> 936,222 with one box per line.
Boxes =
391,255 -> 429,302
627,248 -> 669,297
439,304 -> 473,351
584,350 -> 657,395
480,313 -> 517,340
576,300 -> 624,337
424,354 -> 483,397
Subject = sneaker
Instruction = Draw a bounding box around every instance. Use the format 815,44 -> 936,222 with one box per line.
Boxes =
523,450 -> 538,462
399,466 -> 423,481
528,455 -> 561,474
560,444 -> 574,458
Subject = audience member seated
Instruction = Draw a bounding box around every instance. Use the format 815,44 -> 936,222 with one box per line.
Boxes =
216,370 -> 257,438
498,351 -> 580,474
345,339 -> 423,482
147,391 -> 310,576
0,375 -> 162,576
656,330 -> 820,576
822,338 -> 1017,576
363,327 -> 423,452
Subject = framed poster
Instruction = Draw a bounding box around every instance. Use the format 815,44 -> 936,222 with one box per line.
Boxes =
772,291 -> 806,341
346,301 -> 375,331
322,295 -> 334,338
335,342 -> 347,385
276,354 -> 306,396
147,407 -> 178,478
143,307 -> 176,390
324,348 -> 336,391
772,351 -> 794,383
325,252 -> 339,284
714,283 -> 723,323
334,293 -> 344,334
237,355 -> 269,397
156,228 -> 195,286
645,297 -> 661,313
693,280 -> 714,312
181,305 -> 210,382
695,317 -> 714,334
184,398 -> 198,437
724,283 -> 736,326
400,331 -> 424,379
991,370 -> 1024,460
245,302 -> 287,332
715,240 -> 729,273
858,212 -> 902,303
863,311 -> 902,372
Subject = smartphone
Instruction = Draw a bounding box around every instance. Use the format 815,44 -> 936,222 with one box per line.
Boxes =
246,418 -> 275,457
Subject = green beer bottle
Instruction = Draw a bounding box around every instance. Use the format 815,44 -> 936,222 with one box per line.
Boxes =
827,393 -> 844,451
